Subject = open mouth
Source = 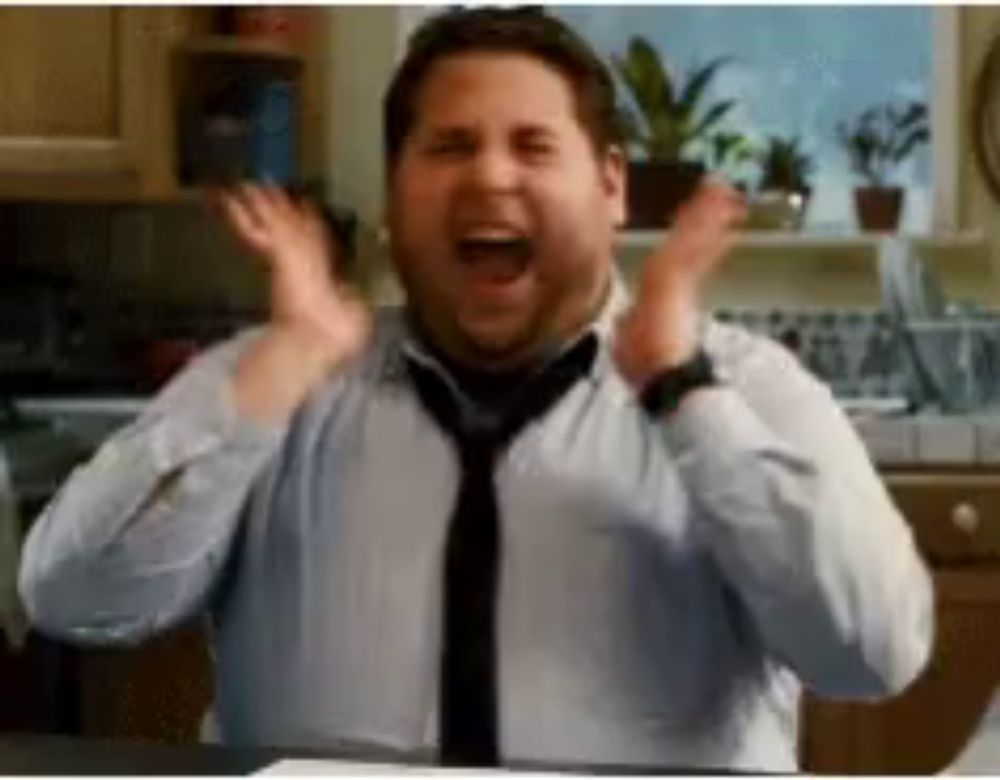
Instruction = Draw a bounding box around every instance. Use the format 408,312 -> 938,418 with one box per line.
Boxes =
455,232 -> 533,285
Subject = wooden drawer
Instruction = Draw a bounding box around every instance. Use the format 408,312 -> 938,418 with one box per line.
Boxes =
886,473 -> 1000,565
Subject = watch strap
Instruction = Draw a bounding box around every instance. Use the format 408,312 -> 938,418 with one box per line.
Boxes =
638,348 -> 717,418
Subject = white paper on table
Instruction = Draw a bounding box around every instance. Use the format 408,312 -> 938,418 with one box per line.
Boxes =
255,758 -> 415,775
257,759 -> 565,776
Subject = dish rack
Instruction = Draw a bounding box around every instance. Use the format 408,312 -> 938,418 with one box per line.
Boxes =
902,316 -> 1000,412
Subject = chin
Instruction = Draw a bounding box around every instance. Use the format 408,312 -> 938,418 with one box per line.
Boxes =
458,320 -> 539,367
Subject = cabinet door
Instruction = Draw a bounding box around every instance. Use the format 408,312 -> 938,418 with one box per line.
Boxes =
0,7 -> 177,199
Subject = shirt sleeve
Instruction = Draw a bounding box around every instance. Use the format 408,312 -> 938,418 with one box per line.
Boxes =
661,325 -> 934,700
18,328 -> 288,646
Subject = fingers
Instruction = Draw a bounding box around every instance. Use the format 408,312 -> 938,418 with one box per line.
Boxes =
212,183 -> 324,263
677,176 -> 746,231
235,184 -> 284,234
297,198 -> 342,271
638,178 -> 745,300
255,184 -> 300,225
215,188 -> 272,258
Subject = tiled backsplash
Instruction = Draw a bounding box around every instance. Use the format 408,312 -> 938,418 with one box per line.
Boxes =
6,201 -> 269,321
853,414 -> 1000,466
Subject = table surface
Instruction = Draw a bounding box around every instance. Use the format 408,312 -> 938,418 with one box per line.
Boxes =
0,734 -> 270,775
0,733 -> 738,775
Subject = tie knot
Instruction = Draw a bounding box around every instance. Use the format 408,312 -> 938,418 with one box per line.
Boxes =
407,332 -> 598,456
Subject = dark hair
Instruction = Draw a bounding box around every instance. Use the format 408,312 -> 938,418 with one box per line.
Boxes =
383,6 -> 622,175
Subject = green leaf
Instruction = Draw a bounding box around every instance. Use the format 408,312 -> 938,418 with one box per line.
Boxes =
611,37 -> 740,162
690,100 -> 735,141
611,53 -> 646,117
648,109 -> 682,159
627,37 -> 674,119
896,101 -> 928,131
893,126 -> 930,163
679,57 -> 732,117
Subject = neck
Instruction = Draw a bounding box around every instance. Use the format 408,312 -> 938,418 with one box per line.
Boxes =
406,312 -> 547,377
406,277 -> 613,375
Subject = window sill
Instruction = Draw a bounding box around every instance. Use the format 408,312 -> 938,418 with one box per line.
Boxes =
618,229 -> 987,253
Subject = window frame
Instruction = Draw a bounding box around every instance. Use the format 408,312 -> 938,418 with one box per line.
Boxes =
931,6 -> 960,232
393,5 -> 960,234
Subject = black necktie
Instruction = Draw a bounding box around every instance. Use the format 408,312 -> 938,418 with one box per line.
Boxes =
406,334 -> 598,767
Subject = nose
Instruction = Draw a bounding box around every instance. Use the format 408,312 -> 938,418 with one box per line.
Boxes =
465,144 -> 519,193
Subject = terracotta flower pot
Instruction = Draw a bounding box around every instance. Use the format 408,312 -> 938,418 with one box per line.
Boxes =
626,161 -> 704,229
854,186 -> 904,232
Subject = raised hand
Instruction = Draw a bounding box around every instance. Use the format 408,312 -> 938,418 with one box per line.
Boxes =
215,185 -> 370,363
212,184 -> 371,421
613,179 -> 746,391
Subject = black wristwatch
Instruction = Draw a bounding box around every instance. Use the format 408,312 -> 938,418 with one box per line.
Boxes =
638,349 -> 717,418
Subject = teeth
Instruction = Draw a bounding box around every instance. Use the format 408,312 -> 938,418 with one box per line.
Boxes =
459,222 -> 526,241
458,238 -> 528,256
463,239 -> 522,249
462,230 -> 523,242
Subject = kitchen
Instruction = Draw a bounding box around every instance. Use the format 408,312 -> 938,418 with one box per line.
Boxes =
1,4 -> 1000,773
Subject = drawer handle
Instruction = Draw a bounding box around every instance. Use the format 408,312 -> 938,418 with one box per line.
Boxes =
951,502 -> 981,536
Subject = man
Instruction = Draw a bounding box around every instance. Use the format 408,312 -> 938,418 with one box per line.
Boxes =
19,7 -> 931,772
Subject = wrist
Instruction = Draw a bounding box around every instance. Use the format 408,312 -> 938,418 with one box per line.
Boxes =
272,322 -> 352,373
233,326 -> 348,423
624,298 -> 702,388
638,348 -> 718,419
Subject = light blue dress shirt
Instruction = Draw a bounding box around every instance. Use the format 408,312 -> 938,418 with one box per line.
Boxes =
19,284 -> 933,771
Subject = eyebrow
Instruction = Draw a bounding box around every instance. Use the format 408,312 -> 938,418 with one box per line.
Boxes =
423,123 -> 561,140
425,126 -> 476,140
513,125 -> 559,141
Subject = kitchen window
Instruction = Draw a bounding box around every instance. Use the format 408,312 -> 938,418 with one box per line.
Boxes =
547,5 -> 957,234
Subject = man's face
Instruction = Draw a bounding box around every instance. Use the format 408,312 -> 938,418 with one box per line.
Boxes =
388,52 -> 626,370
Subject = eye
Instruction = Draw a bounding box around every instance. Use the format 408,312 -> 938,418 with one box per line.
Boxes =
516,134 -> 558,162
523,142 -> 553,156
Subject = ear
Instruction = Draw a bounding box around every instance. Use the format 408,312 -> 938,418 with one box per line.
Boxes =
600,144 -> 627,229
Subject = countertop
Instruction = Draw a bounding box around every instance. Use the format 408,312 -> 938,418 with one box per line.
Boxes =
851,413 -> 1000,467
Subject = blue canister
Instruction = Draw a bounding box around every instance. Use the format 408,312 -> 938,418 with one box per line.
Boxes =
251,79 -> 297,185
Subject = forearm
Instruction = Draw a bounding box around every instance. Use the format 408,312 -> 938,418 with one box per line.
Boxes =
234,324 -> 350,424
662,383 -> 933,699
19,332 -> 287,644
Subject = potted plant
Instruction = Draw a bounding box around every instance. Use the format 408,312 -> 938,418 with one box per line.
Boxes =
836,102 -> 929,231
748,134 -> 815,231
707,130 -> 758,190
613,36 -> 735,227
